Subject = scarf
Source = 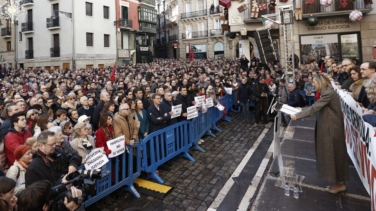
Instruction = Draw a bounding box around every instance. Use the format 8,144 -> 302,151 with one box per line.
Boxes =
37,150 -> 56,164
16,160 -> 29,170
80,137 -> 93,150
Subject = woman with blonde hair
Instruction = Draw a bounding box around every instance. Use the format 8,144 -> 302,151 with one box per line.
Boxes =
206,85 -> 219,105
25,137 -> 38,154
349,66 -> 366,101
62,93 -> 78,110
70,122 -> 95,163
291,74 -> 349,194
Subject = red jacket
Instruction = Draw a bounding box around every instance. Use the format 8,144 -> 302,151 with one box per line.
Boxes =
95,126 -> 114,154
4,128 -> 32,166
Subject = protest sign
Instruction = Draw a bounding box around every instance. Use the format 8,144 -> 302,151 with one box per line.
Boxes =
106,135 -> 126,158
224,87 -> 232,95
171,104 -> 182,119
84,148 -> 109,170
187,106 -> 198,120
195,96 -> 205,107
217,103 -> 224,111
332,82 -> 376,210
205,98 -> 214,108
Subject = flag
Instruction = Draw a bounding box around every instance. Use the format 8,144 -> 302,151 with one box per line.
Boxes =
110,62 -> 116,82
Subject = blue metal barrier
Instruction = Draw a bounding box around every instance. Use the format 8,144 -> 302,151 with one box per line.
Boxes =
84,145 -> 141,207
139,121 -> 194,184
190,111 -> 215,152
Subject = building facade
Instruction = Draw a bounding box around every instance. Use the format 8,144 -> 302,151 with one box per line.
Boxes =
228,0 -> 376,65
0,19 -> 15,69
15,0 -> 116,70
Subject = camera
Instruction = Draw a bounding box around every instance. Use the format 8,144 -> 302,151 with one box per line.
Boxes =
50,169 -> 101,211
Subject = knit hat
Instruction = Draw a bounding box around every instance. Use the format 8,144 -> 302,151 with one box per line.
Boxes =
14,145 -> 31,161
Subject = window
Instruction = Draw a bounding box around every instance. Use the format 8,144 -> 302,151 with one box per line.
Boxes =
86,33 -> 93,46
104,34 -> 110,47
86,2 -> 93,16
6,41 -> 11,51
122,6 -> 128,19
19,32 -> 22,41
198,1 -> 204,10
138,7 -> 157,23
103,6 -> 109,19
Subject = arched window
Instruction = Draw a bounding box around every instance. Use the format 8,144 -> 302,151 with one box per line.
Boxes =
214,42 -> 224,59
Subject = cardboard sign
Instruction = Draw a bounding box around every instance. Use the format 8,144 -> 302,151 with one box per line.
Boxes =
195,96 -> 205,107
106,136 -> 126,158
84,148 -> 109,170
171,104 -> 182,119
205,98 -> 214,107
217,103 -> 225,111
187,106 -> 198,120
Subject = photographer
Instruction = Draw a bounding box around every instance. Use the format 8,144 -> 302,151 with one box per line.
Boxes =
25,131 -> 82,187
17,180 -> 85,211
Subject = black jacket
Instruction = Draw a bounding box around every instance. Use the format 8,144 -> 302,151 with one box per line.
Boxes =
287,88 -> 302,107
0,117 -> 11,140
160,99 -> 177,126
25,148 -> 82,187
77,106 -> 95,119
240,58 -> 249,70
238,83 -> 253,103
359,86 -> 370,108
142,97 -> 151,111
147,104 -> 167,133
92,101 -> 105,130
175,94 -> 190,122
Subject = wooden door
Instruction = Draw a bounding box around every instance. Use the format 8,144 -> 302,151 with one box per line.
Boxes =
63,63 -> 70,70
45,66 -> 51,71
98,64 -> 104,69
86,65 -> 93,69
54,66 -> 60,71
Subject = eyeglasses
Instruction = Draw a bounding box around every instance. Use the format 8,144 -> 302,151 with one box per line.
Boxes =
44,142 -> 56,147
122,108 -> 129,111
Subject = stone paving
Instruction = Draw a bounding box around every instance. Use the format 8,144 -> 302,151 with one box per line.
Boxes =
91,111 -> 266,211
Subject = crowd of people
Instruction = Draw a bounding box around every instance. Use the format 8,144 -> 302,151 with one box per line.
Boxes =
0,54 -> 373,210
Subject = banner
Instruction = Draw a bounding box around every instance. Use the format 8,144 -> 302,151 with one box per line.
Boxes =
187,106 -> 198,120
333,83 -> 375,210
195,96 -> 205,107
84,148 -> 109,170
171,104 -> 182,119
106,136 -> 126,158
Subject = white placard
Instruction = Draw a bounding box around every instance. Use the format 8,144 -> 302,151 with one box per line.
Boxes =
205,98 -> 214,107
106,136 -> 126,158
195,96 -> 205,107
187,106 -> 198,120
171,104 -> 182,119
202,103 -> 207,113
280,104 -> 301,115
217,103 -> 224,111
224,87 -> 232,95
84,148 -> 109,170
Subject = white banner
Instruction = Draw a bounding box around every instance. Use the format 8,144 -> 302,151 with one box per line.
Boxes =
106,136 -> 126,158
224,87 -> 232,95
171,104 -> 182,119
333,82 -> 376,211
195,96 -> 205,107
187,106 -> 198,120
205,98 -> 214,108
84,148 -> 109,170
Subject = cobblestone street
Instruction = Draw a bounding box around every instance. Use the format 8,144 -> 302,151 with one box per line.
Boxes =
91,111 -> 267,211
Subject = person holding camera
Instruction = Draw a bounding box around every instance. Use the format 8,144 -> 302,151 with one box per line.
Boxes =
25,131 -> 82,187
17,180 -> 85,211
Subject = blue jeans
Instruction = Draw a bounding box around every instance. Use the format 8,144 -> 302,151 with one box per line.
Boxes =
240,101 -> 251,120
284,113 -> 291,125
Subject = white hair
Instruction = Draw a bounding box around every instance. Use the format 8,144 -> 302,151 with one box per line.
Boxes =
48,126 -> 62,134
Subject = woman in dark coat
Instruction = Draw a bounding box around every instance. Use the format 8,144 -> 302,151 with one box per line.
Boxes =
291,74 -> 349,194
253,77 -> 269,127
135,99 -> 149,140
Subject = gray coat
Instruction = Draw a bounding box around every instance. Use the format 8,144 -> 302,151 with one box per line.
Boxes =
295,88 -> 349,183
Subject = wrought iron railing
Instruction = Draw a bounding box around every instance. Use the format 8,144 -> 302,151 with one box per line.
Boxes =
47,17 -> 60,28
21,22 -> 33,32
209,7 -> 223,14
114,19 -> 133,28
50,47 -> 60,57
169,34 -> 178,41
25,50 -> 33,59
139,0 -> 156,6
1,27 -> 11,37
181,10 -> 207,19
210,29 -> 222,36
22,0 -> 33,4
182,31 -> 208,39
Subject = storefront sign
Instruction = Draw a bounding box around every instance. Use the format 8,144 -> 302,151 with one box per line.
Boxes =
186,44 -> 207,53
373,45 -> 376,59
340,34 -> 360,59
173,43 -> 178,48
231,16 -> 242,25
139,47 -> 148,51
299,19 -> 360,34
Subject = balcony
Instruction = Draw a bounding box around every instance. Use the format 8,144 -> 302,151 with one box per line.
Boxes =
182,31 -> 208,39
47,17 -> 60,29
25,50 -> 33,59
301,1 -> 372,18
210,29 -> 222,36
209,7 -> 223,15
169,34 -> 178,41
22,0 -> 33,6
161,37 -> 167,43
21,22 -> 33,33
50,47 -> 60,57
139,0 -> 155,6
140,25 -> 156,34
181,10 -> 207,19
166,15 -> 178,25
1,27 -> 11,38
115,19 -> 133,28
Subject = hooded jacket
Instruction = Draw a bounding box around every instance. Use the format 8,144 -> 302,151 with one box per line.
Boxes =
4,128 -> 32,166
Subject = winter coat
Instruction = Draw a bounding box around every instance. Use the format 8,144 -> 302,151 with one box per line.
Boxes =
238,83 -> 252,103
4,128 -> 32,166
341,77 -> 354,91
113,112 -> 138,144
136,109 -> 150,140
77,106 -> 95,123
0,117 -> 10,140
175,94 -> 190,122
6,161 -> 27,194
25,148 -> 82,187
58,140 -> 78,156
240,58 -> 249,70
92,101 -> 105,130
95,126 -> 114,154
70,136 -> 95,160
160,99 -> 177,126
287,88 -> 302,107
295,88 -> 349,183
277,85 -> 289,104
147,104 -> 167,133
